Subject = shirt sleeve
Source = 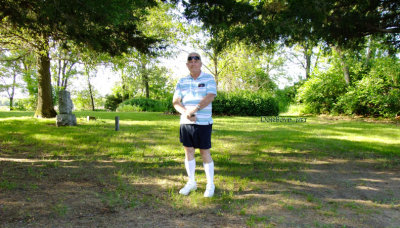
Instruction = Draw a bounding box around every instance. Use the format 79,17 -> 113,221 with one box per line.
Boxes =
173,80 -> 182,100
206,75 -> 217,96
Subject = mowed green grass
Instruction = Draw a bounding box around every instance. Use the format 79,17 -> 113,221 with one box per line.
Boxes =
1,111 -> 400,227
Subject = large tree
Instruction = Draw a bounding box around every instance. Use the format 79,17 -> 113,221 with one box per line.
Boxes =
183,0 -> 400,49
0,0 -> 161,117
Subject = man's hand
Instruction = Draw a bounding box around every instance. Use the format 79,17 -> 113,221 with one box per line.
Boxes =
185,107 -> 197,117
185,107 -> 198,122
187,114 -> 196,122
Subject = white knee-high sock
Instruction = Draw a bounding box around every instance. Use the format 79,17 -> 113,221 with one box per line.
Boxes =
185,159 -> 196,183
203,161 -> 214,186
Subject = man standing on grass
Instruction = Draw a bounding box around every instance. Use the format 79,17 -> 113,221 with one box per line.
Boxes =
173,52 -> 217,197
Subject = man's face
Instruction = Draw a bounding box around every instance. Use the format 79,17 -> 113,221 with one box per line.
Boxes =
186,55 -> 202,73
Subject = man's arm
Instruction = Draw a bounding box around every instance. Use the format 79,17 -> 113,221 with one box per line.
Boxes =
173,96 -> 196,121
197,93 -> 216,110
185,93 -> 216,117
173,93 -> 216,119
172,96 -> 186,115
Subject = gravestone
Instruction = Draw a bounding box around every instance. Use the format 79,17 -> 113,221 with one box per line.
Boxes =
56,90 -> 77,126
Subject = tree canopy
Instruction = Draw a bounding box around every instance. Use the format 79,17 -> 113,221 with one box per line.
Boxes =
1,0 -> 165,117
1,0 -> 160,55
183,0 -> 400,49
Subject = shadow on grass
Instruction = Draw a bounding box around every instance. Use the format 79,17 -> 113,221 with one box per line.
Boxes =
0,159 -> 217,226
1,111 -> 400,227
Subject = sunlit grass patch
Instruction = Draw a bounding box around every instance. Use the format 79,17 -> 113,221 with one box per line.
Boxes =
1,111 -> 400,227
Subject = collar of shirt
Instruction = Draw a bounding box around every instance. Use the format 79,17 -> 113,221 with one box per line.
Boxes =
189,71 -> 204,81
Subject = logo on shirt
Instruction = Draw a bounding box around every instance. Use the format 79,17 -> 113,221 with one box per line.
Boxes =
198,83 -> 205,87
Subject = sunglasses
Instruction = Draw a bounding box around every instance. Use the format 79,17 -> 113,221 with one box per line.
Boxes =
187,56 -> 201,61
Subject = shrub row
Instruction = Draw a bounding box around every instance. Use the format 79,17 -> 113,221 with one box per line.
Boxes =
117,96 -> 172,112
335,76 -> 400,117
109,91 -> 280,116
213,91 -> 279,116
297,71 -> 400,117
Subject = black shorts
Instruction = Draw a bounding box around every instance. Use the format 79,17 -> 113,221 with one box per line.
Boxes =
180,124 -> 212,149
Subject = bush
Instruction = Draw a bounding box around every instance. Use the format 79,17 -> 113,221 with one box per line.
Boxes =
387,88 -> 400,116
335,76 -> 400,117
104,94 -> 124,111
275,84 -> 299,113
14,97 -> 37,111
297,71 -> 347,114
163,93 -> 177,114
115,92 -> 279,116
213,91 -> 279,116
118,97 -> 169,112
106,93 -> 175,113
116,104 -> 143,112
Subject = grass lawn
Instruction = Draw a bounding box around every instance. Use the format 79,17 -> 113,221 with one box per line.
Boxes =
1,111 -> 400,227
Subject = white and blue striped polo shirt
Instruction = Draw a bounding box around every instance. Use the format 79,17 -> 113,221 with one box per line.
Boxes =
173,72 -> 217,125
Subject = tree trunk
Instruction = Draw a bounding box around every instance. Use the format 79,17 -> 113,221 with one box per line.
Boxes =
335,47 -> 351,85
9,97 -> 13,110
365,37 -> 372,66
341,58 -> 350,85
62,62 -> 76,90
57,59 -> 62,88
35,50 -> 57,118
121,70 -> 128,100
305,52 -> 311,79
9,72 -> 16,110
143,73 -> 150,98
140,62 -> 150,99
212,56 -> 219,88
87,73 -> 95,111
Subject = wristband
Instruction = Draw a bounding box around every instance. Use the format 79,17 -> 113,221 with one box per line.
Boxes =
196,104 -> 201,110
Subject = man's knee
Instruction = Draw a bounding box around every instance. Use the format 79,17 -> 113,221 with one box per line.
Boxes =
200,149 -> 210,155
185,147 -> 195,153
184,147 -> 196,159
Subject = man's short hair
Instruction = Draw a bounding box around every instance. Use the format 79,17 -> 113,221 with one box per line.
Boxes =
187,52 -> 201,61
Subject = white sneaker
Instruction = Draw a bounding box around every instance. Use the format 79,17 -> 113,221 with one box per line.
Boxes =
179,182 -> 197,195
203,184 -> 215,197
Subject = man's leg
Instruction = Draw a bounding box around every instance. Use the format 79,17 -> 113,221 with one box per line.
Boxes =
184,146 -> 196,183
200,149 -> 215,197
179,146 -> 197,195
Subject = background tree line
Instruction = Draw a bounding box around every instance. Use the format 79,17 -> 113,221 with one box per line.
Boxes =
1,0 -> 399,117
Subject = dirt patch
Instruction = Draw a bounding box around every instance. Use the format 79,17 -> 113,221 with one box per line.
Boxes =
1,157 -> 400,227
0,159 -> 243,227
318,114 -> 400,125
231,159 -> 400,227
295,159 -> 400,227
